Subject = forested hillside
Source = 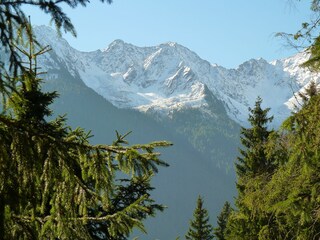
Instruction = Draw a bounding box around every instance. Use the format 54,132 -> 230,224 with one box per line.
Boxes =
2,1 -> 320,240
218,83 -> 320,239
42,54 -> 238,239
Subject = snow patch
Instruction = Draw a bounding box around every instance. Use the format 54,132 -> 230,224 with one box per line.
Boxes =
33,25 -> 320,126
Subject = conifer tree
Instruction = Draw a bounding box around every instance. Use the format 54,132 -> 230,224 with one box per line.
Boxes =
297,80 -> 319,105
261,85 -> 320,239
224,1 -> 320,238
214,201 -> 231,240
0,30 -> 170,239
226,97 -> 275,240
185,196 -> 214,240
236,96 -> 274,180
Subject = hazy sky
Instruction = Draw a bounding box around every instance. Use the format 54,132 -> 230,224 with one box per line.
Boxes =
24,0 -> 312,68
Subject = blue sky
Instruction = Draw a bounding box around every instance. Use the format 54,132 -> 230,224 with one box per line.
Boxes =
25,0 -> 311,68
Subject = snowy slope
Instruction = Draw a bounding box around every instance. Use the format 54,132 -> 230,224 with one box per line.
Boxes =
34,26 -> 320,126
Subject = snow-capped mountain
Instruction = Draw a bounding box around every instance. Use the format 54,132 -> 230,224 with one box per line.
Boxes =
7,25 -> 318,240
34,25 -> 320,126
28,27 -> 241,240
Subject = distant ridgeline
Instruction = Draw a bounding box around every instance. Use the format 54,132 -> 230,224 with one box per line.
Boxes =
36,36 -> 238,239
5,25 -> 319,239
32,26 -> 320,127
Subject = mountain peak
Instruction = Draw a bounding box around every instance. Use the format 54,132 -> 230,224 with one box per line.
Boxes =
110,39 -> 126,46
33,25 -> 56,34
29,27 -> 320,127
102,39 -> 129,52
159,41 -> 191,52
163,41 -> 178,47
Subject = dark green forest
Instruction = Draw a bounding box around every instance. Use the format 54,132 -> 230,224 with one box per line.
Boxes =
1,0 -> 320,239
217,82 -> 320,239
212,1 -> 320,237
0,1 -> 171,239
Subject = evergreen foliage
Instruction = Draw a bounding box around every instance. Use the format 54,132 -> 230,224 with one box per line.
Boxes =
223,84 -> 320,239
236,96 -> 274,179
185,196 -> 214,240
260,85 -> 320,239
226,97 -> 276,239
214,201 -> 231,240
0,32 -> 170,239
277,1 -> 320,72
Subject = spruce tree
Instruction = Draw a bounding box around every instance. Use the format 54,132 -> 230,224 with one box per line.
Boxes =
224,90 -> 320,239
214,201 -> 231,240
262,86 -> 320,239
236,96 -> 274,180
223,1 -> 320,237
226,97 -> 275,240
185,196 -> 214,240
0,30 -> 170,239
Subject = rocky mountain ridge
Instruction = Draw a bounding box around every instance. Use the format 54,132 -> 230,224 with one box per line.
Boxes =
34,25 -> 320,127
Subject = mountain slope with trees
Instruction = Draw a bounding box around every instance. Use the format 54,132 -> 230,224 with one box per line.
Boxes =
218,1 -> 320,238
41,46 -> 238,239
0,1 -> 174,239
222,84 -> 320,239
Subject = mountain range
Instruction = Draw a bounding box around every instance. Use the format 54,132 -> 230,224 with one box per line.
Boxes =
8,25 -> 319,239
34,25 -> 320,127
